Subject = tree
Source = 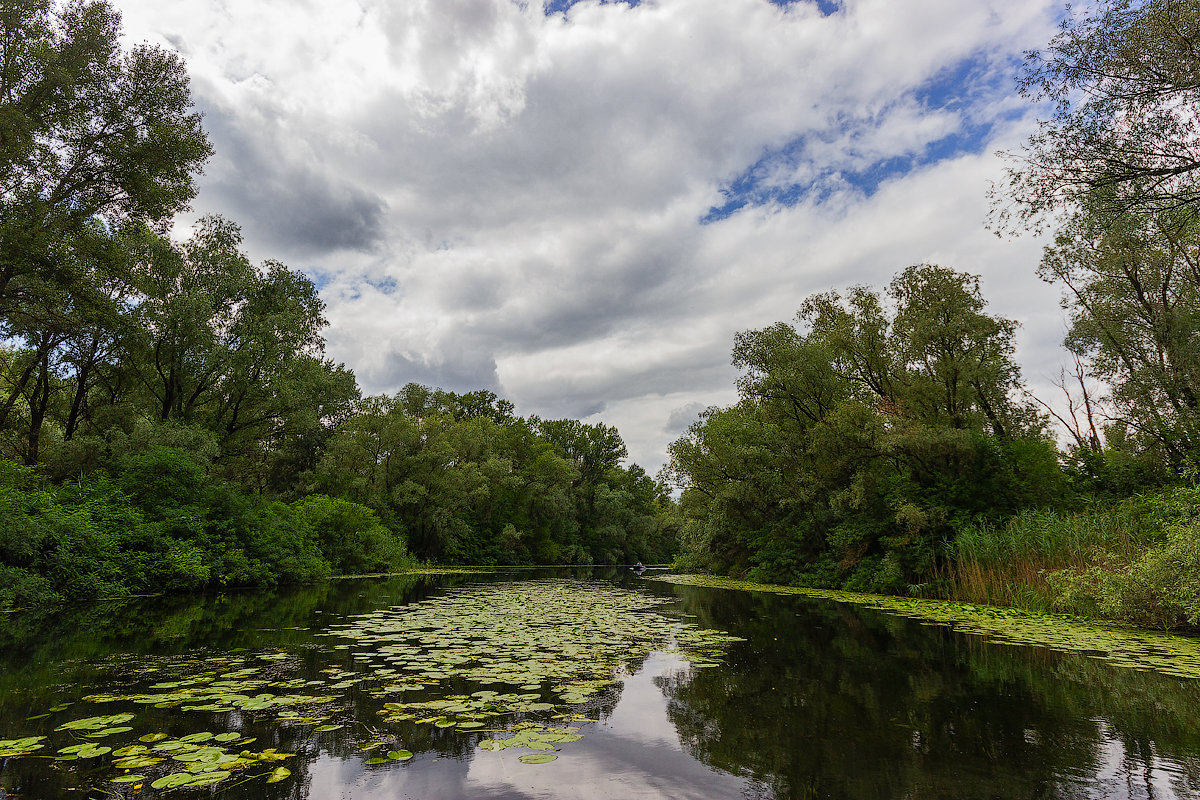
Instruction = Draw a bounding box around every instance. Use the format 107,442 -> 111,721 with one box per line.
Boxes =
118,216 -> 358,486
992,0 -> 1200,231
0,221 -> 138,463
667,265 -> 1062,590
0,0 -> 211,316
1041,201 -> 1200,469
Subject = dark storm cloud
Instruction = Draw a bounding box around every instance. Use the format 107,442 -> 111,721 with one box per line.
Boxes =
363,348 -> 502,397
512,348 -> 737,422
665,402 -> 707,434
193,95 -> 387,258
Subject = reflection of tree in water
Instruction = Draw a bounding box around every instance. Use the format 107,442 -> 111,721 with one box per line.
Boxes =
654,586 -> 1200,800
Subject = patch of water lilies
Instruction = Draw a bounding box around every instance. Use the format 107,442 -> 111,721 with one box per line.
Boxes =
0,580 -> 743,791
326,580 -> 744,762
653,574 -> 1200,679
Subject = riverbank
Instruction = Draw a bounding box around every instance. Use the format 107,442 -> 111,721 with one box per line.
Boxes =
942,488 -> 1200,630
650,573 -> 1200,680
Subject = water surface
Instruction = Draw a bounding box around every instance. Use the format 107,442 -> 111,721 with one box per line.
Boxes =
1,569 -> 1198,799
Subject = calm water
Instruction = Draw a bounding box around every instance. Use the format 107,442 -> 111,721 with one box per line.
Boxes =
1,569 -> 1198,799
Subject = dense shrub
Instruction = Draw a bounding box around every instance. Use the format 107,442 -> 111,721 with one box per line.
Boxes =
289,494 -> 412,575
0,456 -> 392,610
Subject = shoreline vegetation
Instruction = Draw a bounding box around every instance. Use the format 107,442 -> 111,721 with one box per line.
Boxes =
651,574 -> 1200,680
6,3 -> 1200,634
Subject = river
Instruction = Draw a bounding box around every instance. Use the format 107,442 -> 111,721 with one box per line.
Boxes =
0,569 -> 1197,799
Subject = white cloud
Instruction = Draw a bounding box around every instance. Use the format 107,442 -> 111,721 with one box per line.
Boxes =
115,0 -> 1068,474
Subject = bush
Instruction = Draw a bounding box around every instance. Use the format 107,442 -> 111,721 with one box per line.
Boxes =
0,565 -> 58,609
1051,514 -> 1200,629
290,494 -> 411,574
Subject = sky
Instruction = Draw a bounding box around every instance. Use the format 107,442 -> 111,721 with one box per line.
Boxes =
114,0 -> 1071,476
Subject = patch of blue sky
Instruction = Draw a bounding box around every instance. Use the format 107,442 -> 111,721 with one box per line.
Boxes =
770,0 -> 840,14
542,0 -> 640,16
542,0 -> 837,13
703,50 -> 1017,224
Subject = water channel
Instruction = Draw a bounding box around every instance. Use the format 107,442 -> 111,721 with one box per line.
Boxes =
1,569 -> 1198,799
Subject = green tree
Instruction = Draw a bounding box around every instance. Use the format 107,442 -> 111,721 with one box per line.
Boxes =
992,0 -> 1200,230
668,265 -> 1063,591
1041,202 -> 1200,471
121,216 -> 358,485
0,0 -> 211,316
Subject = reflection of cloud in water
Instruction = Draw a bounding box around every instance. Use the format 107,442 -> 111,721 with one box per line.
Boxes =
602,652 -> 690,747
465,652 -> 751,800
303,652 -> 753,799
1087,721 -> 1199,798
308,753 -> 478,800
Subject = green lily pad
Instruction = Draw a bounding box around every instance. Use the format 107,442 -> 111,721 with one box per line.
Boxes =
113,756 -> 165,769
519,753 -> 558,764
266,766 -> 291,783
56,713 -> 135,732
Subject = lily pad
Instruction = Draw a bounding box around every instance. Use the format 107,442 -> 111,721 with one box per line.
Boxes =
266,766 -> 291,783
518,753 -> 558,764
0,737 -> 46,757
110,774 -> 147,784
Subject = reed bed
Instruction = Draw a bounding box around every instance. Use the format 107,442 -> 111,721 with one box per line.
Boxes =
942,505 -> 1160,612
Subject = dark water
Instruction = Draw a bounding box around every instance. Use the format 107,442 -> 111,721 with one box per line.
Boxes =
1,569 -> 1199,799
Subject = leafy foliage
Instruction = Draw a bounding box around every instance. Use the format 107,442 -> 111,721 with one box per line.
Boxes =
313,386 -> 675,566
666,265 -> 1064,592
992,0 -> 1200,230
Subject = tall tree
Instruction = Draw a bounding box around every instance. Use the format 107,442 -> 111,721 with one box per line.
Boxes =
0,0 -> 211,316
992,0 -> 1200,231
124,216 -> 358,485
668,265 -> 1060,590
1041,201 -> 1200,468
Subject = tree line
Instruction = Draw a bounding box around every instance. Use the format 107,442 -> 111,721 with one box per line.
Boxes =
0,0 -> 674,610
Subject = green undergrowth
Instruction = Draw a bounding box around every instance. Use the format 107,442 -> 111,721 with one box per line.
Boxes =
652,574 -> 1200,680
0,458 -> 414,611
947,489 -> 1200,629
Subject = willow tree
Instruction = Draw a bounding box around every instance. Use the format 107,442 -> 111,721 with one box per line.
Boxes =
996,0 -> 1200,480
992,0 -> 1200,231
0,0 -> 211,461
668,265 -> 1062,590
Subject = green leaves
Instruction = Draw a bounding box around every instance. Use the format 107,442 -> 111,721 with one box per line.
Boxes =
0,737 -> 45,757
55,713 -> 135,732
518,753 -> 558,764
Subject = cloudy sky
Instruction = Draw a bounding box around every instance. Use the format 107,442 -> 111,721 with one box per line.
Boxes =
115,0 -> 1071,474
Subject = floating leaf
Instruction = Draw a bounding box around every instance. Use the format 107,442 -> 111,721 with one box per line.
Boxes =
0,737 -> 45,757
519,753 -> 558,764
110,774 -> 147,784
266,766 -> 291,783
387,750 -> 413,761
56,713 -> 135,732
113,756 -> 164,769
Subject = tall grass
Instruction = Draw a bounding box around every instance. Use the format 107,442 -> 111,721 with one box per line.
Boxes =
942,504 -> 1160,612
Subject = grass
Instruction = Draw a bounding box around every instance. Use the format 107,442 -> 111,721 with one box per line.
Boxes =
942,503 -> 1160,612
